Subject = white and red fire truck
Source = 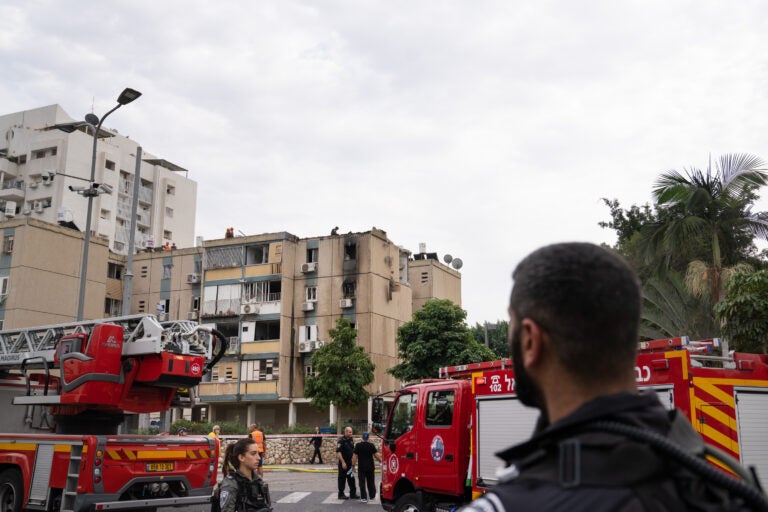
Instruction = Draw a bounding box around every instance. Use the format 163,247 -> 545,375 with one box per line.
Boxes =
373,337 -> 768,512
0,314 -> 227,512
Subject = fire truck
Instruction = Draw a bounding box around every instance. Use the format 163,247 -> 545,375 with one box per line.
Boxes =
372,337 -> 768,512
0,314 -> 227,512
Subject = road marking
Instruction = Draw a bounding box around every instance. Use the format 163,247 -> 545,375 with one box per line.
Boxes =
322,492 -> 346,504
277,491 -> 311,503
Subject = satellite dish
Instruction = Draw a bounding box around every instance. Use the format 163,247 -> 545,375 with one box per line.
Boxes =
451,258 -> 463,270
85,113 -> 99,126
443,254 -> 453,264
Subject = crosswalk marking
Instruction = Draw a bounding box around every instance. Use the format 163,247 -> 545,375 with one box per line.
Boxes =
277,491 -> 312,503
322,492 -> 345,504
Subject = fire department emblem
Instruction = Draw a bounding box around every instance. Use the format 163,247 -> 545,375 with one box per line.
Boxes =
430,435 -> 445,462
388,453 -> 399,474
191,362 -> 201,375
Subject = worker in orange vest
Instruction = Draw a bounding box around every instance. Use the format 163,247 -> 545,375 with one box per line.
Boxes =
248,423 -> 267,477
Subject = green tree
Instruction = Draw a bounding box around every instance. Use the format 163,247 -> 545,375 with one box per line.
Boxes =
715,269 -> 768,353
469,321 -> 510,358
304,318 -> 375,431
389,299 -> 497,382
640,272 -> 718,341
642,153 -> 768,304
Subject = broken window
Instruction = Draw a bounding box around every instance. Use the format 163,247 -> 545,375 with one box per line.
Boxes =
243,280 -> 281,302
342,280 -> 356,299
205,246 -> 243,269
240,358 -> 280,382
252,320 -> 280,340
245,244 -> 270,265
344,241 -> 357,260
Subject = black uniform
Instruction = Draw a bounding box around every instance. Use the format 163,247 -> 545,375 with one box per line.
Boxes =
461,392 -> 761,512
309,434 -> 323,464
354,440 -> 378,501
336,435 -> 357,499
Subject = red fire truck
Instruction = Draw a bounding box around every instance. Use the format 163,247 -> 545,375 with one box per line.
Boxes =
373,337 -> 768,512
0,314 -> 227,512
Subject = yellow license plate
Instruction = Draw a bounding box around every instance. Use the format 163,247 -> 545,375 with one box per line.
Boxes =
146,462 -> 174,472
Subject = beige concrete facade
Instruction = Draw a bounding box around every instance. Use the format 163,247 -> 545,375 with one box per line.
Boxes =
0,219 -> 462,430
0,104 -> 197,255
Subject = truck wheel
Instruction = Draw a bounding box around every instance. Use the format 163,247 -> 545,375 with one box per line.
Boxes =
394,492 -> 425,512
0,469 -> 23,512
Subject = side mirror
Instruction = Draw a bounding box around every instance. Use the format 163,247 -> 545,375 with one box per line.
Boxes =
388,441 -> 396,452
372,397 -> 385,424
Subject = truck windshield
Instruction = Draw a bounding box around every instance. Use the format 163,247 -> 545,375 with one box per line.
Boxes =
387,391 -> 417,441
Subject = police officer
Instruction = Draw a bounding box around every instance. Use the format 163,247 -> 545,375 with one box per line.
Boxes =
461,243 -> 767,512
336,426 -> 358,500
219,438 -> 271,512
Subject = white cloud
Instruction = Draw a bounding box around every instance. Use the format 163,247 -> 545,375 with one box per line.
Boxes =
2,0 -> 768,324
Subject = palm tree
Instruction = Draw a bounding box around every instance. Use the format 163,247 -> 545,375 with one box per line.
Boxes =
642,153 -> 768,304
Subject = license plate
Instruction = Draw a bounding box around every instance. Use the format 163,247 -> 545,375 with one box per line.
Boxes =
146,462 -> 174,472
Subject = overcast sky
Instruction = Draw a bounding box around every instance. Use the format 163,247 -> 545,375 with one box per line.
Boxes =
2,1 -> 768,325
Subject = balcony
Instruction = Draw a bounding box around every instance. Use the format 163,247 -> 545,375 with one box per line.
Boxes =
138,186 -> 153,204
198,381 -> 238,398
0,158 -> 18,178
202,298 -> 240,317
0,181 -> 25,202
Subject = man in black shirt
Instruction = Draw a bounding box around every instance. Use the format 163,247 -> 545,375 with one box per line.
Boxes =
309,425 -> 323,464
352,432 -> 381,503
336,426 -> 358,500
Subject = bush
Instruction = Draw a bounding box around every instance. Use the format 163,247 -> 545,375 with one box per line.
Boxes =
278,423 -> 315,434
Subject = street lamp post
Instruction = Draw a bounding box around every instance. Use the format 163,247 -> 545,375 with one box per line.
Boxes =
76,88 -> 141,321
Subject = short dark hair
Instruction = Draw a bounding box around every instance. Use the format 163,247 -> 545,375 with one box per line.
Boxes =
510,242 -> 641,384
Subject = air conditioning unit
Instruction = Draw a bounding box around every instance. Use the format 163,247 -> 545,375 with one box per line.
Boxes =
312,341 -> 325,350
22,208 -> 31,216
301,301 -> 315,312
187,311 -> 198,321
301,262 -> 317,273
186,273 -> 200,283
240,303 -> 259,315
299,341 -> 312,353
42,174 -> 52,185
4,201 -> 16,218
339,298 -> 354,309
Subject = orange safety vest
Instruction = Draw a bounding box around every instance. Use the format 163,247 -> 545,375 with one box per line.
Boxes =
251,429 -> 265,453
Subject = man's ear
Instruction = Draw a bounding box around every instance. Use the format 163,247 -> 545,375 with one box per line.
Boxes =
519,318 -> 546,368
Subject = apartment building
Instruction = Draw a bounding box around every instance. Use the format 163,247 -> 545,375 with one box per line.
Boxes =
0,104 -> 197,254
0,217 -> 462,430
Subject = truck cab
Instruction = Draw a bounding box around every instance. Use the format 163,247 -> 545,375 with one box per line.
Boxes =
376,379 -> 473,512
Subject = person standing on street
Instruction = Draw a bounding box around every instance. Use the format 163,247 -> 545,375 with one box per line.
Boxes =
336,426 -> 358,500
248,424 -> 267,478
352,431 -> 381,503
309,425 -> 323,464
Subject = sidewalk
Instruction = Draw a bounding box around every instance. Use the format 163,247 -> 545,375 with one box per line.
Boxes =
264,463 -> 381,474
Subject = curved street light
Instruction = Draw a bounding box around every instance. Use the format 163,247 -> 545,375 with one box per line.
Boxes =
76,88 -> 142,321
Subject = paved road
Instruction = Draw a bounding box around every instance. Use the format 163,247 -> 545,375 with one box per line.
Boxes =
160,464 -> 384,511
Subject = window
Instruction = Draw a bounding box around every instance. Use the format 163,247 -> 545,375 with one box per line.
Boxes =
166,184 -> 176,195
191,296 -> 200,311
251,320 -> 280,340
306,285 -> 317,302
113,241 -> 125,251
194,260 -> 203,274
165,207 -> 174,218
299,324 -> 318,342
163,230 -> 172,241
202,283 -> 241,316
32,147 -> 56,159
100,209 -> 111,220
104,298 -> 122,316
388,392 -> 417,440
17,154 -> 26,164
107,262 -> 123,279
305,365 -> 315,377
307,247 -> 318,263
240,358 -> 280,382
426,390 -> 455,427
342,280 -> 356,299
243,280 -> 281,302
105,159 -> 116,170
0,276 -> 8,297
246,244 -> 270,265
162,263 -> 173,279
0,320 -> 3,330
344,242 -> 357,261
2,235 -> 13,254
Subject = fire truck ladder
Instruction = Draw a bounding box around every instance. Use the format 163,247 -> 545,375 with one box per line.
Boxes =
0,314 -> 216,405
60,443 -> 83,512
0,314 -> 214,370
